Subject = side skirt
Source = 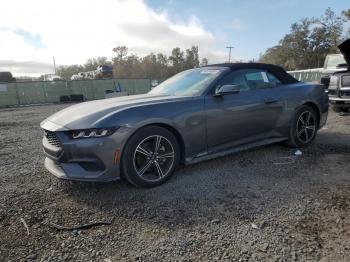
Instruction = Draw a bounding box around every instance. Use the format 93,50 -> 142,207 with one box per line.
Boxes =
185,137 -> 287,165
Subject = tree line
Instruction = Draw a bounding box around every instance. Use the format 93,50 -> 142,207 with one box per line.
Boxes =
56,7 -> 350,79
259,8 -> 350,70
57,46 -> 208,80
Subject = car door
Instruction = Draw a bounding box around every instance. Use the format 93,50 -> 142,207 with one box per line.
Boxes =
204,68 -> 284,152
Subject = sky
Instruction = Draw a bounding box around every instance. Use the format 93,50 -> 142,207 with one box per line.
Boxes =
0,0 -> 348,76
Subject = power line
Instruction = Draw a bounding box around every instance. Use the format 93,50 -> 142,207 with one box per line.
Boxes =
226,46 -> 234,63
53,56 -> 57,74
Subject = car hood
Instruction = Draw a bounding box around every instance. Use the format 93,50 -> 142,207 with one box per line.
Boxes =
338,39 -> 350,66
41,94 -> 188,131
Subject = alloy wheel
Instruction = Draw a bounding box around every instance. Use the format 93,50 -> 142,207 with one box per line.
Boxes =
296,111 -> 316,144
133,135 -> 175,182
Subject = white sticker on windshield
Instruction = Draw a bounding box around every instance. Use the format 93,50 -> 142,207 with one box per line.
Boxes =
261,72 -> 269,83
200,69 -> 220,74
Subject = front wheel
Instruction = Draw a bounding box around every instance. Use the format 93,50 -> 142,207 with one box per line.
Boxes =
287,105 -> 318,148
121,126 -> 180,187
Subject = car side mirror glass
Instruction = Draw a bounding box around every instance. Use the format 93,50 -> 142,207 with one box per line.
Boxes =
214,84 -> 240,96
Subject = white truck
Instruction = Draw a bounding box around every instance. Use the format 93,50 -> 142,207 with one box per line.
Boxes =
326,39 -> 350,113
320,53 -> 347,88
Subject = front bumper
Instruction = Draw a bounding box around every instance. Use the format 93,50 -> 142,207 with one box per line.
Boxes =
329,97 -> 350,102
328,88 -> 350,103
44,158 -> 118,182
41,122 -> 132,182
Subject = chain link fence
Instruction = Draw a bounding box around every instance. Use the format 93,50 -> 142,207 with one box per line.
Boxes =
0,78 -> 154,107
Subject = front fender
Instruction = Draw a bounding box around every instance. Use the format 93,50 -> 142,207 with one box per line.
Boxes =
97,97 -> 207,160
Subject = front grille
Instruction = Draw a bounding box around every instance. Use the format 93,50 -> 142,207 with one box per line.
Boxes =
44,130 -> 61,148
341,75 -> 350,87
328,90 -> 336,96
340,90 -> 350,98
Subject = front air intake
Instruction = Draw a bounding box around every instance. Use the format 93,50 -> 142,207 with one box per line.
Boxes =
44,130 -> 61,148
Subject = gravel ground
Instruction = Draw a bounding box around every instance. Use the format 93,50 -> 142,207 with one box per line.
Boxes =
0,104 -> 350,262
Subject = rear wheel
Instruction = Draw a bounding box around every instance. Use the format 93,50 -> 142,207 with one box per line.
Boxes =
287,105 -> 318,148
121,126 -> 180,187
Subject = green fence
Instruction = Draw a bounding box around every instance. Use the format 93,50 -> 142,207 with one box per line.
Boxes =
288,69 -> 323,82
0,78 -> 153,107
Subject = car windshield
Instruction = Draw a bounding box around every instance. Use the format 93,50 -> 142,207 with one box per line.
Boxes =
326,55 -> 346,68
149,68 -> 225,96
101,65 -> 112,70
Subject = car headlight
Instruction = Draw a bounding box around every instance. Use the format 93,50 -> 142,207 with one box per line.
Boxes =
70,128 -> 117,139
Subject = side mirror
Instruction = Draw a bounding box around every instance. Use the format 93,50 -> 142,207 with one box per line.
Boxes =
320,76 -> 330,88
214,84 -> 240,96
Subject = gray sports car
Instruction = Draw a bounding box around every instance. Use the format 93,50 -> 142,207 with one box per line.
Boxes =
41,63 -> 328,187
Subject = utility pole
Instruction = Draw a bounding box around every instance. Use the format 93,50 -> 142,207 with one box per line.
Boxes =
226,46 -> 234,63
53,56 -> 57,74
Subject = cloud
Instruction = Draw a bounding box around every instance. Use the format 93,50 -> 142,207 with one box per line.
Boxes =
0,0 -> 226,76
230,18 -> 244,31
0,60 -> 54,76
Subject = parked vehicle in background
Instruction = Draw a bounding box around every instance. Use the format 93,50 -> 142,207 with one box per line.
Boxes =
70,72 -> 86,80
328,39 -> 350,113
44,74 -> 64,81
70,74 -> 80,80
0,72 -> 16,82
288,52 -> 347,85
70,65 -> 113,81
320,53 -> 347,88
86,71 -> 95,79
41,63 -> 328,187
78,72 -> 85,79
95,64 -> 113,79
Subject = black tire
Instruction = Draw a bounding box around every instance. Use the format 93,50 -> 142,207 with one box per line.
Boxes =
121,126 -> 180,187
287,105 -> 318,148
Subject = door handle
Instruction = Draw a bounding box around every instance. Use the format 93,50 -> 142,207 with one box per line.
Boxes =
264,98 -> 278,104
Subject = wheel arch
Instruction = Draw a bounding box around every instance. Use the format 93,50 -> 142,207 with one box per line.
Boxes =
121,122 -> 186,165
143,123 -> 186,163
302,101 -> 321,127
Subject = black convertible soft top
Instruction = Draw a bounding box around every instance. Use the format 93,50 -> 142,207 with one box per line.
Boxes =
204,63 -> 299,84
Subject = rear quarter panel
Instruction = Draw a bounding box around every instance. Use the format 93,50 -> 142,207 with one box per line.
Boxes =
279,82 -> 328,130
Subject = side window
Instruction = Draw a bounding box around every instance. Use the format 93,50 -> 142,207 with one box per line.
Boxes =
245,71 -> 270,89
216,70 -> 251,92
216,69 -> 282,93
266,72 -> 282,87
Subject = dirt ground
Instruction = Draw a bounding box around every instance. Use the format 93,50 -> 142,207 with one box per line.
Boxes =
0,104 -> 350,262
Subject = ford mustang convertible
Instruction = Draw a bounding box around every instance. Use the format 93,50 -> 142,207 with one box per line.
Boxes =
41,63 -> 328,187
